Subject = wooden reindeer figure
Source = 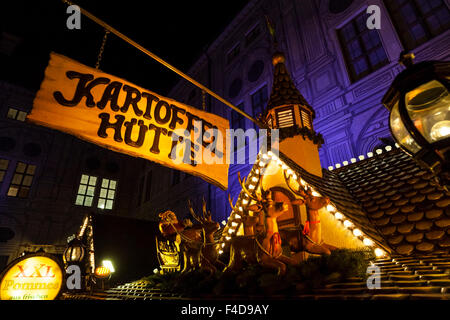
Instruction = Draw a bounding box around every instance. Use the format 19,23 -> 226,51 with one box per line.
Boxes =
224,194 -> 260,272
284,172 -> 337,255
186,198 -> 223,274
238,173 -> 298,276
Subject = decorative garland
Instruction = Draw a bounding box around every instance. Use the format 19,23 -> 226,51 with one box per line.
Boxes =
278,126 -> 325,147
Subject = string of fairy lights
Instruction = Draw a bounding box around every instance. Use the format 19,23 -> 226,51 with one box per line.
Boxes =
218,151 -> 387,258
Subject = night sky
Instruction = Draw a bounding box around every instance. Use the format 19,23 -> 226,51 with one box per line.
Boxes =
0,0 -> 248,96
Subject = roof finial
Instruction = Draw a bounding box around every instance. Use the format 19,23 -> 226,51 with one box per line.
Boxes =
265,15 -> 278,51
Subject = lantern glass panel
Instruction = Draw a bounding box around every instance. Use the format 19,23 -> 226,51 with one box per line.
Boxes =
405,80 -> 450,143
390,101 -> 421,153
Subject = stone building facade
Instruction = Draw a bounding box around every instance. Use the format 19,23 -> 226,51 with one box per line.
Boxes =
135,0 -> 450,223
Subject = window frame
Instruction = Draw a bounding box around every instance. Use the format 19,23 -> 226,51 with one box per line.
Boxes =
97,178 -> 118,210
337,11 -> 389,82
7,161 -> 37,198
383,0 -> 450,51
75,174 -> 98,208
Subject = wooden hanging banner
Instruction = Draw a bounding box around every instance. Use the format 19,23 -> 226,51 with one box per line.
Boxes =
28,52 -> 229,189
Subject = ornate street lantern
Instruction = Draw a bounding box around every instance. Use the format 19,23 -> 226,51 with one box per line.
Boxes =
382,52 -> 449,187
63,237 -> 85,264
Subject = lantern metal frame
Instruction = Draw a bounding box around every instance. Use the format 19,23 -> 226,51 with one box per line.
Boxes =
382,54 -> 450,184
63,236 -> 86,265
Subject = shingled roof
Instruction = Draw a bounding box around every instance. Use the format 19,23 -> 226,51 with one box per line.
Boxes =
280,148 -> 450,256
266,52 -> 314,117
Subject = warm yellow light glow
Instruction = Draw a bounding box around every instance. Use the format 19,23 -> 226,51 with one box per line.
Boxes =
363,238 -> 374,246
102,260 -> 115,273
221,243 -> 225,248
430,120 -> 450,141
335,212 -> 344,220
221,220 -> 226,225
292,174 -> 298,180
0,256 -> 63,300
242,199 -> 249,205
326,204 -> 336,212
231,222 -> 238,227
95,266 -> 111,278
353,228 -> 363,237
258,161 -> 265,167
235,214 -> 241,219
286,169 -> 293,176
228,228 -> 235,234
343,220 -> 353,228
311,190 -> 321,197
225,236 -> 231,241
248,184 -> 255,190
374,248 -> 385,257
218,250 -> 223,255
262,154 -> 269,160
251,176 -> 258,182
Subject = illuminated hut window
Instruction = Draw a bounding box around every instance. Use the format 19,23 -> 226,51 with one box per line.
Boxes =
98,178 -> 117,210
276,107 -> 295,128
300,109 -> 313,130
7,162 -> 36,198
0,159 -> 10,184
75,174 -> 97,207
6,108 -> 27,121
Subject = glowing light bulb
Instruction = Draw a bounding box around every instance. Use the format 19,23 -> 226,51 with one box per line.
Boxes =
221,220 -> 226,225
358,155 -> 365,160
262,154 -> 269,160
353,228 -> 362,237
218,250 -> 224,255
326,204 -> 336,212
225,236 -> 231,241
231,222 -> 238,227
363,238 -> 374,246
430,120 -> 450,141
251,176 -> 258,182
258,161 -> 265,167
350,158 -> 356,163
335,163 -> 341,168
328,166 -> 334,170
234,214 -> 241,219
248,184 -> 255,190
292,174 -> 298,180
343,161 -> 349,166
242,199 -> 249,205
335,212 -> 344,220
221,243 -> 225,248
343,220 -> 353,228
228,229 -> 235,234
376,149 -> 382,155
287,169 -> 293,176
374,248 -> 385,258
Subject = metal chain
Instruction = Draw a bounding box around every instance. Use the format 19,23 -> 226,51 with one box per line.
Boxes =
202,89 -> 206,111
95,30 -> 110,69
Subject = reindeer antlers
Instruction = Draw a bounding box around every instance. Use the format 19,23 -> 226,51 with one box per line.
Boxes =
283,170 -> 307,198
238,172 -> 262,202
187,198 -> 212,223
